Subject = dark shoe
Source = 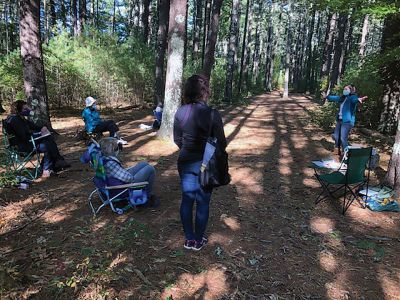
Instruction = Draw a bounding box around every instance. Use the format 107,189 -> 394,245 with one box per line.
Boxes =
184,239 -> 196,250
192,237 -> 208,251
149,195 -> 160,208
54,159 -> 71,170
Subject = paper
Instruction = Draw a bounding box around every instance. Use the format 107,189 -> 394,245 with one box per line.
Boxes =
312,159 -> 342,169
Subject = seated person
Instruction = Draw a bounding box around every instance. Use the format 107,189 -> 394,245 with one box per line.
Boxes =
5,100 -> 70,177
99,137 -> 159,207
82,96 -> 127,144
152,102 -> 163,130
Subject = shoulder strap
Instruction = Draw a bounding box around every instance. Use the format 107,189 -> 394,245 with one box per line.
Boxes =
180,104 -> 193,129
207,109 -> 214,138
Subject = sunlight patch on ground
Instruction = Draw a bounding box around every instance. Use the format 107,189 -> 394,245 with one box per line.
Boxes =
318,250 -> 338,273
377,266 -> 400,299
161,265 -> 229,300
133,138 -> 178,157
209,232 -> 233,246
42,203 -> 79,224
310,217 -> 335,234
108,253 -> 128,270
220,214 -> 241,231
231,167 -> 263,196
325,272 -> 351,300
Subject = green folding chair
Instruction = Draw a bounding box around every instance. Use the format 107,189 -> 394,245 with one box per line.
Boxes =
2,118 -> 42,180
313,147 -> 372,215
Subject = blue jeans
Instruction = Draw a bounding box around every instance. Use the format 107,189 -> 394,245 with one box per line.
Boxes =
127,161 -> 155,195
37,143 -> 51,171
178,160 -> 212,241
333,120 -> 353,151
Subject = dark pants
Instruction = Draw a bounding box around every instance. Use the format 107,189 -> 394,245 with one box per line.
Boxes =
333,120 -> 353,151
36,135 -> 64,171
178,160 -> 212,241
93,120 -> 119,137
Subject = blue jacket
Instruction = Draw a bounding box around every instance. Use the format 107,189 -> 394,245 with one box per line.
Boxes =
82,107 -> 102,133
327,94 -> 359,126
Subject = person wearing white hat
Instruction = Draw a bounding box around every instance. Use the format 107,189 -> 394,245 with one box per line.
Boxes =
81,96 -> 127,144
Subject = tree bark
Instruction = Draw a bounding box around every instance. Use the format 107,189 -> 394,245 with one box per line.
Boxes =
112,0 -> 116,34
192,0 -> 202,59
153,0 -> 170,105
60,0 -> 67,28
379,13 -> 400,136
201,0 -> 211,68
49,0 -> 56,29
320,13 -> 337,87
157,0 -> 187,140
78,0 -> 86,34
201,0 -> 223,79
328,13 -> 347,91
72,0 -> 78,35
264,9 -> 273,92
19,0 -> 51,127
238,0 -> 250,95
142,0 -> 151,42
224,0 -> 240,103
359,14 -> 369,59
283,1 -> 291,99
305,9 -> 315,90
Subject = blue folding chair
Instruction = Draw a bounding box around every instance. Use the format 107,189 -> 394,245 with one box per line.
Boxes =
81,140 -> 149,215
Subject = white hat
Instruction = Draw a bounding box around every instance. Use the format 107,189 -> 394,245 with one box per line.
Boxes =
85,96 -> 96,107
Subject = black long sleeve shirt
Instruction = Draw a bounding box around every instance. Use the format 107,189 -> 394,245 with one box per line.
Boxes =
5,115 -> 41,152
173,102 -> 227,163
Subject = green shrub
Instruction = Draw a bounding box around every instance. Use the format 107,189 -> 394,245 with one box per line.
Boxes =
309,102 -> 338,132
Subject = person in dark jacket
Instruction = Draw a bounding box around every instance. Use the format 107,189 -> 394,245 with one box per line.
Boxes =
325,85 -> 368,156
173,74 -> 228,251
5,100 -> 70,177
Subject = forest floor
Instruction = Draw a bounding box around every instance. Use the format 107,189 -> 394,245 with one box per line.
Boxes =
1,92 -> 400,300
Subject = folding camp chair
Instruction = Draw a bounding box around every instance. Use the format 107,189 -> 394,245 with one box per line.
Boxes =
81,140 -> 149,215
313,147 -> 372,215
2,118 -> 42,180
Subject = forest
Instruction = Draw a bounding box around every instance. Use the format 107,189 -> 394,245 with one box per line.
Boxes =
0,0 -> 400,299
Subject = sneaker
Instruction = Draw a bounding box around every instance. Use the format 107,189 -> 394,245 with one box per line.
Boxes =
184,239 -> 196,250
117,138 -> 128,145
192,237 -> 208,251
148,195 -> 160,208
42,170 -> 52,178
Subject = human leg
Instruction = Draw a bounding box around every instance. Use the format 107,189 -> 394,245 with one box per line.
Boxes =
340,123 -> 353,151
37,143 -> 52,171
94,120 -> 119,137
127,162 -> 155,195
332,120 -> 342,148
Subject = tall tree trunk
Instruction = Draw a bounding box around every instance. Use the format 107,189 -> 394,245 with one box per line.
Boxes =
60,0 -> 67,28
341,9 -> 354,77
224,0 -> 240,103
153,0 -> 170,105
49,0 -> 56,29
238,0 -> 250,95
251,0 -> 262,84
283,1 -> 291,99
72,0 -> 78,35
183,0 -> 188,65
379,13 -> 400,135
4,0 -> 10,54
142,0 -> 151,42
192,0 -> 202,59
202,0 -> 223,79
19,0 -> 51,127
112,0 -> 116,34
359,14 -> 369,59
79,0 -> 86,34
201,0 -> 211,67
264,9 -> 273,92
320,13 -> 336,88
305,9 -> 315,90
328,13 -> 347,91
243,0 -> 253,91
157,0 -> 187,140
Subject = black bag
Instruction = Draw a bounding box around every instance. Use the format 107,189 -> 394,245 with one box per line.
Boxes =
199,109 -> 231,189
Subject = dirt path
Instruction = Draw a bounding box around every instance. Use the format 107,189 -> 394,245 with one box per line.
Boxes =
1,92 -> 400,299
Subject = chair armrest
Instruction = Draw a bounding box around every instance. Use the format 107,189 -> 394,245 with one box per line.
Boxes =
105,181 -> 148,190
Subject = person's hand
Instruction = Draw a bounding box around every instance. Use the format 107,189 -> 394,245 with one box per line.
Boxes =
359,96 -> 368,103
321,91 -> 327,99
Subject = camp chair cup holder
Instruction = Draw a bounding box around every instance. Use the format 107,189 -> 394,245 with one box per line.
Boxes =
313,147 -> 372,215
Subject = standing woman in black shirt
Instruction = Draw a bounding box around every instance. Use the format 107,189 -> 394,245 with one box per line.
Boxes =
173,74 -> 227,251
